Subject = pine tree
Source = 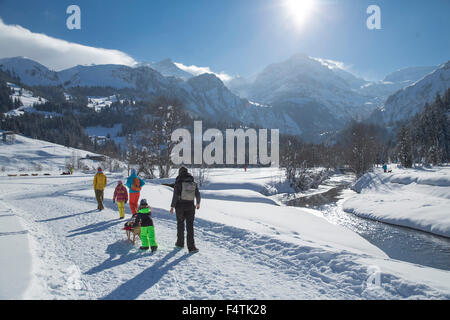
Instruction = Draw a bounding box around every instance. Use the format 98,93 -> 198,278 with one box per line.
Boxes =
397,125 -> 413,168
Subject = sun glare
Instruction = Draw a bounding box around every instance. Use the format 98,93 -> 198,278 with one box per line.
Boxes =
284,0 -> 316,29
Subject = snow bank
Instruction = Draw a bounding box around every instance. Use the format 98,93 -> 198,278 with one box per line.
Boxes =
344,167 -> 450,238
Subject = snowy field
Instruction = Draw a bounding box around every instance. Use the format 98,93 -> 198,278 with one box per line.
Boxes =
1,136 -> 450,299
344,167 -> 450,238
4,82 -> 49,117
0,132 -> 111,173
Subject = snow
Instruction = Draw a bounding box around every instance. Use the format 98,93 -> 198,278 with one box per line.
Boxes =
0,132 -> 104,173
344,167 -> 450,238
87,96 -> 117,111
0,201 -> 33,299
380,61 -> 450,123
1,137 -> 450,299
4,82 -> 48,117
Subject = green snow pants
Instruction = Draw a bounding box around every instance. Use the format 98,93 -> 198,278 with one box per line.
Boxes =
140,226 -> 157,248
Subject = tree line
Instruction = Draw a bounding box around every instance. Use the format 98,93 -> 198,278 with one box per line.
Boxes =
396,89 -> 450,167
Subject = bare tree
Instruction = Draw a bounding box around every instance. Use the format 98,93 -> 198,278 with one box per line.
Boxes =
339,121 -> 384,177
139,98 -> 188,178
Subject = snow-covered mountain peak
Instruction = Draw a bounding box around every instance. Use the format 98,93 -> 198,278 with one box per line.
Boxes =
187,73 -> 225,91
0,56 -> 59,85
148,58 -> 193,80
375,61 -> 450,124
383,65 -> 438,84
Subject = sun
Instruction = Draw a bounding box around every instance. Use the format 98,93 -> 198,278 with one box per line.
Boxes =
284,0 -> 316,29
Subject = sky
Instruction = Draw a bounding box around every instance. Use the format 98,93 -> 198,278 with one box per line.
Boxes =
0,0 -> 449,81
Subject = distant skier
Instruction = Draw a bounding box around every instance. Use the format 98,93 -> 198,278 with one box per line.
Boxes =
170,167 -> 201,253
126,168 -> 145,215
382,163 -> 388,173
93,167 -> 107,211
113,181 -> 128,219
136,199 -> 158,252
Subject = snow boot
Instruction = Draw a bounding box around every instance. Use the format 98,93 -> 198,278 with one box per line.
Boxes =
140,246 -> 149,250
175,242 -> 183,249
151,246 -> 158,253
189,248 -> 199,254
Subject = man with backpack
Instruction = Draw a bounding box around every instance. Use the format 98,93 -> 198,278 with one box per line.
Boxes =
170,167 -> 201,253
126,168 -> 145,215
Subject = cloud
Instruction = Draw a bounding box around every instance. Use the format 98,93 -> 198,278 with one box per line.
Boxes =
173,62 -> 232,82
312,57 -> 350,71
0,18 -> 137,71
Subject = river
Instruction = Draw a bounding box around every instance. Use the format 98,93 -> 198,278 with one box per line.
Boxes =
285,174 -> 450,271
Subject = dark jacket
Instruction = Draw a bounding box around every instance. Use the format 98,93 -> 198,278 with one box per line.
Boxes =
170,172 -> 201,208
135,205 -> 154,227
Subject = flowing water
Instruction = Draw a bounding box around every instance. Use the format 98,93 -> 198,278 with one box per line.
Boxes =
286,175 -> 450,271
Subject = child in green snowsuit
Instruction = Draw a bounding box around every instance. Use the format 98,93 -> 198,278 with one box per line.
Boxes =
136,199 -> 158,252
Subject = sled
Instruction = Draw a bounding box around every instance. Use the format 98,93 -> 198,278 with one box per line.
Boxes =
125,225 -> 141,244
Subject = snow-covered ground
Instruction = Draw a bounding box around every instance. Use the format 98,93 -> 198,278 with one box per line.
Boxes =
0,132 -> 108,173
343,167 -> 450,238
1,136 -> 450,299
1,169 -> 450,298
87,96 -> 116,112
4,82 -> 49,117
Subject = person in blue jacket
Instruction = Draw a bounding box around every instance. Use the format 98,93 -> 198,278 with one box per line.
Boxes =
126,168 -> 145,215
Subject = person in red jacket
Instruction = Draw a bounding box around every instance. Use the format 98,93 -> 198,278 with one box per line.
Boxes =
113,181 -> 128,219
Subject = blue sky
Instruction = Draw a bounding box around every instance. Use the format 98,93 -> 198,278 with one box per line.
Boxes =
0,0 -> 449,80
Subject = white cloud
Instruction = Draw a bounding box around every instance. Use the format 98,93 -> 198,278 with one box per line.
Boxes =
174,62 -> 232,82
0,18 -> 137,71
312,57 -> 350,71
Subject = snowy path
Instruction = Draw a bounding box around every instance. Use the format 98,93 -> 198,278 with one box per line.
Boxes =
1,174 -> 450,299
0,201 -> 32,299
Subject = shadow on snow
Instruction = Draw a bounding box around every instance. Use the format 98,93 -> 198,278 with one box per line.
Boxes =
100,249 -> 191,300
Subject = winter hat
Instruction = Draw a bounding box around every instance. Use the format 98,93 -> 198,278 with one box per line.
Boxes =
117,180 -> 123,185
131,168 -> 136,175
140,199 -> 148,206
178,166 -> 188,175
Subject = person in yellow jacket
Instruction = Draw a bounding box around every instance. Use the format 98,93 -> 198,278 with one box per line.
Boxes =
93,167 -> 107,211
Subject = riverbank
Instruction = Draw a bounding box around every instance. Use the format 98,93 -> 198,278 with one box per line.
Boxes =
343,167 -> 450,238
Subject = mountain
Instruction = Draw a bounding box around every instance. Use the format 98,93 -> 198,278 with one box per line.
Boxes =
226,54 -> 443,139
226,75 -> 252,98
373,61 -> 450,124
147,59 -> 193,80
228,54 -> 379,139
3,55 -> 444,141
0,57 -> 302,135
0,57 -> 59,86
356,66 -> 438,103
383,66 -> 437,84
312,57 -> 368,90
